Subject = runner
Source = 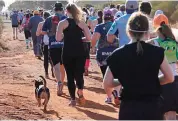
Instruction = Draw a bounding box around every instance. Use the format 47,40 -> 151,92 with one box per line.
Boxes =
107,0 -> 139,99
5,13 -> 8,20
153,14 -> 178,119
36,11 -> 54,79
18,10 -> 24,27
42,2 -> 66,96
107,0 -> 138,47
104,12 -> 174,120
91,9 -> 120,105
56,3 -> 91,106
21,11 -> 32,49
28,10 -> 43,59
116,4 -> 120,11
10,10 -> 19,40
139,2 -> 156,39
97,10 -> 103,24
115,4 -> 125,19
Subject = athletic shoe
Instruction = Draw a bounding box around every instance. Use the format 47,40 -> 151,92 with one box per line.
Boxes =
112,90 -> 120,105
105,97 -> 112,104
57,82 -> 63,96
77,92 -> 86,106
69,100 -> 76,107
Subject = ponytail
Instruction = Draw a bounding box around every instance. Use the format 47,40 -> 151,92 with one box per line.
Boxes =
136,38 -> 143,55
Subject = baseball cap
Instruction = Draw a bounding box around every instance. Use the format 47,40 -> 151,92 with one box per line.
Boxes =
125,0 -> 139,10
154,10 -> 163,17
104,9 -> 112,17
153,14 -> 169,29
54,2 -> 63,11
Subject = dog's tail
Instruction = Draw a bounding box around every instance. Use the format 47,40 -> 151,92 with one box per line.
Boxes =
39,75 -> 47,89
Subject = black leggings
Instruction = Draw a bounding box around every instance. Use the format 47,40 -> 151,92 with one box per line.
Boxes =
119,99 -> 163,120
100,66 -> 107,78
63,56 -> 85,100
43,45 -> 53,75
24,29 -> 31,39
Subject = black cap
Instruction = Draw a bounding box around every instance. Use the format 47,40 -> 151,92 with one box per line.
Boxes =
54,2 -> 63,11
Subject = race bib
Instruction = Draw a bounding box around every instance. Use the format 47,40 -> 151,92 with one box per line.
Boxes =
96,46 -> 118,65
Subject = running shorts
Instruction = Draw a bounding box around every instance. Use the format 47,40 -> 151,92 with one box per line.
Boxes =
12,25 -> 18,28
49,48 -> 63,66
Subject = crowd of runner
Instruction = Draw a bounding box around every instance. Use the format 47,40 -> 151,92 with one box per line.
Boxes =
9,0 -> 178,120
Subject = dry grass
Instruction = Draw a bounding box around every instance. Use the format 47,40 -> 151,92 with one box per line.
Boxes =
0,17 -> 9,52
171,22 -> 178,29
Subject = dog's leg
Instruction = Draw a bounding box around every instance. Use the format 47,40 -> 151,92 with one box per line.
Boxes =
37,98 -> 41,107
43,96 -> 49,111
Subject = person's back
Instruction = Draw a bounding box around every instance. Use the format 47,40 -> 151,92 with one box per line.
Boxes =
114,14 -> 131,46
107,42 -> 163,100
29,15 -> 43,33
63,18 -> 84,57
97,21 -> 118,49
11,12 -> 18,26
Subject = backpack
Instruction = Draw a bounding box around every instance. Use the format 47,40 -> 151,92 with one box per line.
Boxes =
157,38 -> 178,63
96,22 -> 119,65
48,15 -> 60,36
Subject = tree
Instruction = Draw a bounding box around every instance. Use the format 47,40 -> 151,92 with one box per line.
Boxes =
0,0 -> 5,11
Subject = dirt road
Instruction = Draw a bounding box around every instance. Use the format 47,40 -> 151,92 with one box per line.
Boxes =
0,21 -> 119,119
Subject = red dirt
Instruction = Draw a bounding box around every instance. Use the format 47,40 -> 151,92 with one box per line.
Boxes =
0,21 -> 119,120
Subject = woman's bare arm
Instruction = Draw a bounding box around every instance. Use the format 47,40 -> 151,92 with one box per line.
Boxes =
56,20 -> 67,41
79,21 -> 91,41
103,67 -> 120,96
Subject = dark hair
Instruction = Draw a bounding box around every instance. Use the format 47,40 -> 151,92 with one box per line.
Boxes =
54,2 -> 63,11
110,4 -> 115,9
139,2 -> 152,15
82,7 -> 89,15
25,13 -> 30,19
43,11 -> 51,19
120,5 -> 125,12
116,4 -> 120,10
127,12 -> 149,54
157,22 -> 176,41
21,10 -> 23,12
97,10 -> 103,18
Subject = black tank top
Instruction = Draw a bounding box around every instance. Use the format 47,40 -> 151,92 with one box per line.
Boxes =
63,18 -> 85,57
107,41 -> 165,101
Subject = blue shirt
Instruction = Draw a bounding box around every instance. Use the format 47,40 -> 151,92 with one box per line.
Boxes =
95,21 -> 118,49
42,13 -> 67,49
108,14 -> 131,47
11,13 -> 18,26
28,15 -> 43,33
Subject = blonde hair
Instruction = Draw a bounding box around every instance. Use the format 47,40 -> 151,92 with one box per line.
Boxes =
127,12 -> 149,55
66,3 -> 82,24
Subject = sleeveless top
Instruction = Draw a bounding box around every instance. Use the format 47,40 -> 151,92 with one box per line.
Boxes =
63,18 -> 85,57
